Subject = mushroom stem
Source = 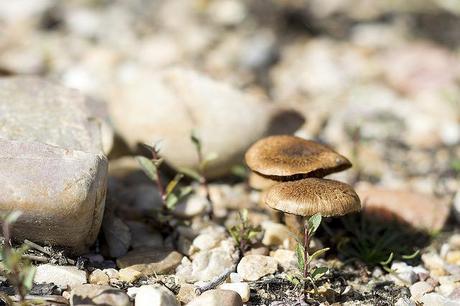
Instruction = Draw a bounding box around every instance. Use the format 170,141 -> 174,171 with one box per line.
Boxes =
285,214 -> 304,247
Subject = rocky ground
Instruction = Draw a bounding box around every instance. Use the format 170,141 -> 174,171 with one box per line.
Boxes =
0,0 -> 460,305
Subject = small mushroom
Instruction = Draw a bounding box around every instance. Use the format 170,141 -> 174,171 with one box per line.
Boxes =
245,135 -> 353,240
264,178 -> 360,277
245,135 -> 351,180
264,178 -> 361,217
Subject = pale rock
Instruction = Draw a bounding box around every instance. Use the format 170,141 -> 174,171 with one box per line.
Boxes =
187,289 -> 243,306
390,262 -> 418,285
192,227 -> 226,251
135,285 -> 179,306
0,77 -> 107,254
177,283 -> 197,304
89,269 -> 109,285
118,267 -> 142,283
271,249 -> 297,272
176,239 -> 236,282
0,0 -> 55,22
237,255 -> 278,281
34,264 -> 87,289
208,0 -> 246,26
102,268 -> 119,280
109,67 -> 284,178
421,292 -> 460,306
261,221 -> 291,248
395,297 -> 416,306
438,283 -> 458,297
422,253 -> 447,275
410,281 -> 434,301
446,251 -> 460,265
173,194 -> 208,218
245,245 -> 269,256
229,272 -> 242,283
219,282 -> 250,302
70,284 -> 130,306
117,247 -> 183,276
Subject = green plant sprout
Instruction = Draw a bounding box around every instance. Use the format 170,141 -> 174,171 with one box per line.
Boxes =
179,130 -> 217,219
0,211 -> 36,305
228,209 -> 261,253
286,213 -> 330,295
136,144 -> 193,219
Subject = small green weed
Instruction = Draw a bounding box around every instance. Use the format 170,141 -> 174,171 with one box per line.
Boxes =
179,130 -> 218,218
335,213 -> 424,269
228,209 -> 261,253
0,211 -> 36,305
286,214 -> 330,294
136,144 -> 193,218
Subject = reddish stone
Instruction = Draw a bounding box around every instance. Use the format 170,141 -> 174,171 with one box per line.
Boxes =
356,184 -> 451,233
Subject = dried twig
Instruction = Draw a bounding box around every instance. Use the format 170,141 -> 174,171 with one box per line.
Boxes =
194,264 -> 237,295
195,250 -> 241,295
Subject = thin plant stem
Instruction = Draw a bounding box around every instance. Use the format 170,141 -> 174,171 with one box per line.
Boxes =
196,144 -> 213,219
150,148 -> 167,213
303,221 -> 309,300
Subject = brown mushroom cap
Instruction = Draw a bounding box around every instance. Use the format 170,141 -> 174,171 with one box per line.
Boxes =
245,135 -> 352,179
264,178 -> 361,217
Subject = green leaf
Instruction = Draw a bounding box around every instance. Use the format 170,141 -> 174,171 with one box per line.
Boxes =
4,211 -> 22,225
178,186 -> 193,199
165,174 -> 184,196
240,209 -> 248,223
310,266 -> 328,280
23,266 -> 36,291
165,193 -> 179,210
402,249 -> 420,260
286,274 -> 300,286
295,244 -> 305,271
308,247 -> 330,263
380,252 -> 394,266
451,159 -> 460,172
307,213 -> 322,235
179,167 -> 202,182
136,156 -> 159,182
201,152 -> 218,169
231,165 -> 248,178
191,130 -> 201,151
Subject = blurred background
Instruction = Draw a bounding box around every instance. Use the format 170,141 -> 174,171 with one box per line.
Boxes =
1,0 -> 459,198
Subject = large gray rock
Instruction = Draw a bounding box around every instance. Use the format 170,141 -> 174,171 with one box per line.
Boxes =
0,77 -> 108,254
110,67 -> 303,178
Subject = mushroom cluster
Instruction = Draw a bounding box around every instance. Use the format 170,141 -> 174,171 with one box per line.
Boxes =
245,135 -> 361,241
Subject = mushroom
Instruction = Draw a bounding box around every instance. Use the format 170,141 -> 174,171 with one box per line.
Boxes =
244,135 -> 353,240
245,135 -> 351,181
264,178 -> 360,277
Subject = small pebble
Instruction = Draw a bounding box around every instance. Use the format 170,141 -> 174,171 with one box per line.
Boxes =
219,282 -> 250,302
118,267 -> 142,283
409,281 -> 434,301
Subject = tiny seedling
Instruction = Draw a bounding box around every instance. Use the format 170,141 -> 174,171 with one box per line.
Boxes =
228,209 -> 261,253
179,130 -> 218,218
286,214 -> 330,295
0,211 -> 36,305
136,144 -> 193,219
